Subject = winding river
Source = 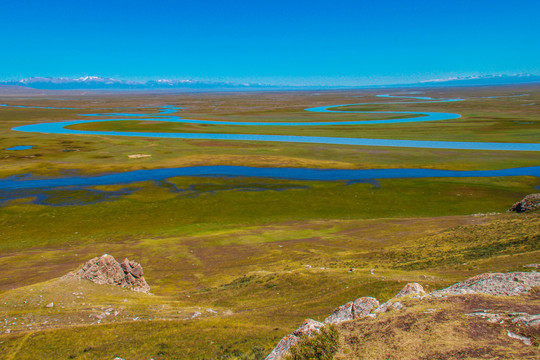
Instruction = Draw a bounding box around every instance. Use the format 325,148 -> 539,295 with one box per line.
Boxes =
1,94 -> 539,198
2,166 -> 540,190
9,94 -> 540,151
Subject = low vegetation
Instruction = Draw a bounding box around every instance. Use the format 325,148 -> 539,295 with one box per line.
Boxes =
286,326 -> 339,360
0,86 -> 539,358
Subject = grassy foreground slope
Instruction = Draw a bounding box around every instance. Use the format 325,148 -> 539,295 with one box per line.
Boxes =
0,210 -> 538,359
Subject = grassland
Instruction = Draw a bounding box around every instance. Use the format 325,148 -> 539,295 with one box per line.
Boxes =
0,85 -> 539,359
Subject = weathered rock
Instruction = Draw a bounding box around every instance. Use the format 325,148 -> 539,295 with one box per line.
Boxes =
507,331 -> 532,346
265,335 -> 298,360
511,314 -> 540,326
523,263 -> 539,269
395,283 -> 426,298
324,297 -> 379,324
74,254 -> 150,294
352,297 -> 379,319
265,319 -> 324,360
373,283 -> 424,313
508,193 -> 540,213
430,272 -> 540,297
120,258 -> 144,278
292,319 -> 324,337
324,302 -> 354,324
374,301 -> 404,313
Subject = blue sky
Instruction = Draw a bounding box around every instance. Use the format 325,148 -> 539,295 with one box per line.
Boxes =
1,0 -> 539,85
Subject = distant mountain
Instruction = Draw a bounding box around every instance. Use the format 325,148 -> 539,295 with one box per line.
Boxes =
1,74 -> 539,91
416,74 -> 540,87
0,77 -> 276,90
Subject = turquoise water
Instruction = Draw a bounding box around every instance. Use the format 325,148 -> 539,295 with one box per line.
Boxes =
5,145 -> 34,150
8,94 -> 540,151
1,165 -> 539,206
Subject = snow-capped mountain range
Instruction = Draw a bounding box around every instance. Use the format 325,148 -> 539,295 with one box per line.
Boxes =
418,73 -> 540,86
0,74 -> 539,90
0,77 -> 271,90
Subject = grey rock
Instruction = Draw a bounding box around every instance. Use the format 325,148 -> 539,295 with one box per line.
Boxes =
507,331 -> 532,346
352,297 -> 379,319
430,272 -> 540,297
511,314 -> 540,326
266,319 -> 324,360
292,319 -> 324,337
324,302 -> 354,324
265,334 -> 298,360
374,301 -> 404,313
395,283 -> 426,298
324,297 -> 379,324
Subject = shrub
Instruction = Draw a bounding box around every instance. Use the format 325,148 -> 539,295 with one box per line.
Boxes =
285,326 -> 339,360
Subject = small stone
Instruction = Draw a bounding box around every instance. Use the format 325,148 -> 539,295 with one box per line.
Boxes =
45,302 -> 54,308
127,154 -> 151,159
507,331 -> 532,346
191,311 -> 202,319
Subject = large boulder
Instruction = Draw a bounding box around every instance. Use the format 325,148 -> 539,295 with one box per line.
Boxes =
74,254 -> 150,294
508,194 -> 540,213
352,297 -> 379,318
395,283 -> 426,298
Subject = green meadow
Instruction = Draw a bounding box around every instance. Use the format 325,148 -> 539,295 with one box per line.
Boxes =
0,86 -> 539,359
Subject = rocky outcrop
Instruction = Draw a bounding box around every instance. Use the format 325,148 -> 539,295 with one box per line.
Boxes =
265,272 -> 540,359
265,319 -> 324,360
508,193 -> 540,213
430,272 -> 540,297
73,254 -> 150,294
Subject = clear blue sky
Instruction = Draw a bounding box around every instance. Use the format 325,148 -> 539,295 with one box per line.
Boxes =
1,0 -> 539,85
